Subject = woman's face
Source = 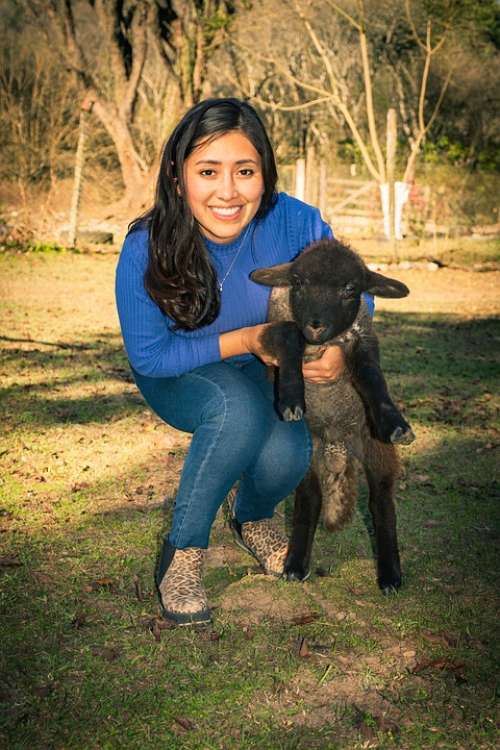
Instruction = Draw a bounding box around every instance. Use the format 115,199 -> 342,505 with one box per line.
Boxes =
183,130 -> 265,243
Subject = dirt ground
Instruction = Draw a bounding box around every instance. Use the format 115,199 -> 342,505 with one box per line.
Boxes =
2,250 -> 499,338
1,248 -> 499,750
374,266 -> 499,317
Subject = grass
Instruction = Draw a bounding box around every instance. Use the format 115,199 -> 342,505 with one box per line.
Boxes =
0,246 -> 499,749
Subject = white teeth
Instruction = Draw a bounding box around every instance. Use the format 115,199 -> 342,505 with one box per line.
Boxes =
211,206 -> 241,217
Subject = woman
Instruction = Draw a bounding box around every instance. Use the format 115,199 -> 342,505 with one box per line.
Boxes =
115,97 -> 354,626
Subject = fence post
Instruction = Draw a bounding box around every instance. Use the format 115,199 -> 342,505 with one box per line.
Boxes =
68,107 -> 89,248
294,158 -> 306,201
305,144 -> 317,206
319,160 -> 327,218
386,108 -> 397,260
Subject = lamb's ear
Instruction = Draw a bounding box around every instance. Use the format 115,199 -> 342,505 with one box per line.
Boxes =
365,271 -> 409,298
250,262 -> 292,287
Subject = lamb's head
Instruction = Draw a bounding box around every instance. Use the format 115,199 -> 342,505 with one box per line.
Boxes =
251,239 -> 409,344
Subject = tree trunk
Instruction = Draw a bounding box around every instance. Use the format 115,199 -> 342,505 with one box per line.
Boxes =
91,98 -> 148,203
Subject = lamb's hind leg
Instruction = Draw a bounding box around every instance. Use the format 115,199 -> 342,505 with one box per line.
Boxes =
364,440 -> 402,594
284,469 -> 322,582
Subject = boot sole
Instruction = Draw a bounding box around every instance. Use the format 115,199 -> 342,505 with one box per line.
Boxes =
160,604 -> 212,626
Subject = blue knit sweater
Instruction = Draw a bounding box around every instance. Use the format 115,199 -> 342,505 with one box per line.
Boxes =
115,192 -> 373,378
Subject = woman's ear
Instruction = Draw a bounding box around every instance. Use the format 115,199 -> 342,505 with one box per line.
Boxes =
365,271 -> 409,298
251,262 -> 292,286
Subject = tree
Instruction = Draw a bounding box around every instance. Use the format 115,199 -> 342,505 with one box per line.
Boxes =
232,1 -> 456,184
25,0 -> 233,202
0,8 -> 79,205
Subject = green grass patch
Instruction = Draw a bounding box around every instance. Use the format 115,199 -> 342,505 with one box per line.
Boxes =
0,254 -> 499,749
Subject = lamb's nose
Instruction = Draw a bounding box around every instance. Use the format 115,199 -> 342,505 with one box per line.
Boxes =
304,321 -> 327,340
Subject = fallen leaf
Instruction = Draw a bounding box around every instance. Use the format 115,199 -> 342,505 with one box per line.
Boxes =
290,613 -> 319,625
133,576 -> 143,602
0,556 -> 22,568
33,684 -> 54,698
173,716 -> 195,731
421,631 -> 458,647
92,646 -> 121,662
242,625 -> 253,640
91,577 -> 114,589
402,649 -> 416,659
297,636 -> 311,658
71,482 -> 90,492
414,474 -> 431,483
70,613 -> 88,629
411,657 -> 465,675
149,616 -> 176,640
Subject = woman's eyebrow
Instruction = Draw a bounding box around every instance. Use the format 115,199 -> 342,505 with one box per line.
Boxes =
194,158 -> 258,165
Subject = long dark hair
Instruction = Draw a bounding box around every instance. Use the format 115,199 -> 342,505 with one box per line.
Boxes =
131,98 -> 278,330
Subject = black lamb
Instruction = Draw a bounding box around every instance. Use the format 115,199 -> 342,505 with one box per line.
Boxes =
251,239 -> 414,592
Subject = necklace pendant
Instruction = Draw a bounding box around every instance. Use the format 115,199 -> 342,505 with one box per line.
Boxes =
218,282 -> 223,292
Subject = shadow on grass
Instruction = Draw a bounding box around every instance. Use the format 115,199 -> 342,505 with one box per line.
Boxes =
1,311 -> 499,748
1,425 -> 499,749
0,331 -> 145,425
1,312 -> 498,430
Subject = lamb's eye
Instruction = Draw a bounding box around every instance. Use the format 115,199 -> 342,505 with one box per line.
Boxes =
344,282 -> 356,295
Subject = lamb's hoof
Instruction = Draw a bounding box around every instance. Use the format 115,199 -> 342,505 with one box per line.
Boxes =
281,405 -> 304,421
390,426 -> 416,445
379,575 -> 402,595
284,564 -> 310,582
381,584 -> 400,596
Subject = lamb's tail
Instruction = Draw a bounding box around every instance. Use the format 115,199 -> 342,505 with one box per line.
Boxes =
320,445 -> 359,531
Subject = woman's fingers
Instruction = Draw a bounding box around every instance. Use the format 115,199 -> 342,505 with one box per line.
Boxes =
302,345 -> 345,383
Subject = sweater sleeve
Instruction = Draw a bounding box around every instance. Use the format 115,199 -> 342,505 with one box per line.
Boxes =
115,231 -> 222,378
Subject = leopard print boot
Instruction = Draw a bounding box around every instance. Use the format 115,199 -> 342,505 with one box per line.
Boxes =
156,540 -> 211,626
230,517 -> 289,576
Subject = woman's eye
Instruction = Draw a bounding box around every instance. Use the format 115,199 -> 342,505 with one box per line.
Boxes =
200,169 -> 216,177
239,168 -> 255,177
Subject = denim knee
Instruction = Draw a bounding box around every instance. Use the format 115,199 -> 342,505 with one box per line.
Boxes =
199,371 -> 275,460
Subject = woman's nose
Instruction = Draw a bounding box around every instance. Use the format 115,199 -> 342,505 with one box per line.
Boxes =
217,172 -> 238,201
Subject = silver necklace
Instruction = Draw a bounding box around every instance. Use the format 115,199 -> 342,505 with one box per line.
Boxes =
217,224 -> 251,292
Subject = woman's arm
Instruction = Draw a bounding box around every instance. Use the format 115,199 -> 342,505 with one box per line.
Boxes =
219,325 -> 278,366
116,231 -> 276,378
116,233 -> 221,378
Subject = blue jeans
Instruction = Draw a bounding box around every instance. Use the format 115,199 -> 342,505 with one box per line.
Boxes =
132,358 -> 312,549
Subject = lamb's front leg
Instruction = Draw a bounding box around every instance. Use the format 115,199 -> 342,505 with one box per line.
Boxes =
260,321 -> 306,421
350,340 -> 415,445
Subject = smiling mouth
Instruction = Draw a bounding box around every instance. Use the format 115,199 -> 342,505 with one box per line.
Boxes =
209,206 -> 243,219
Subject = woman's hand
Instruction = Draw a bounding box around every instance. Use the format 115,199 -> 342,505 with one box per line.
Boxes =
241,324 -> 279,366
220,324 -> 278,366
302,345 -> 345,384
